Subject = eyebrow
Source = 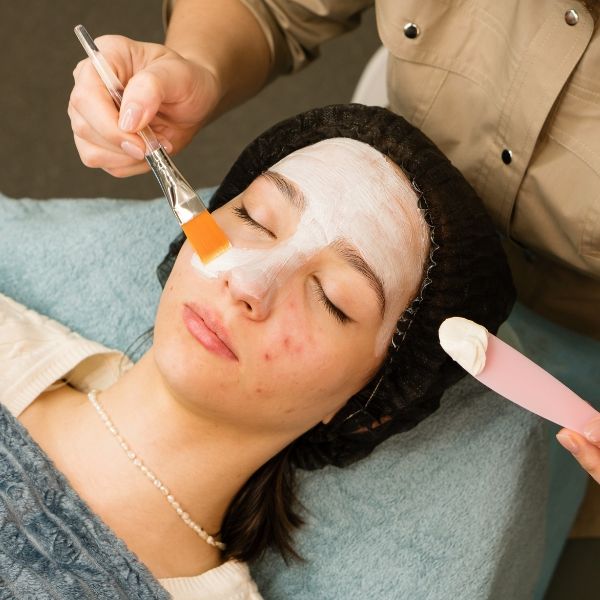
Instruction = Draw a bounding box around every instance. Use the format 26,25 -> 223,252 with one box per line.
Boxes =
261,171 -> 306,212
330,239 -> 386,318
260,170 -> 385,317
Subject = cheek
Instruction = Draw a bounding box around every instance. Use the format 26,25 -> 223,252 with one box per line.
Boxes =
154,265 -> 187,339
244,299 -> 329,404
154,284 -> 176,342
262,334 -> 306,361
259,300 -> 318,364
241,302 -> 379,427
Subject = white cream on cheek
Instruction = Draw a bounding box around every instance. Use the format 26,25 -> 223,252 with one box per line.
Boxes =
191,138 -> 430,354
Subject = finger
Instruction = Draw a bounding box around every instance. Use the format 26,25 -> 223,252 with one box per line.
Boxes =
70,101 -> 173,160
73,133 -> 142,171
118,68 -> 166,133
583,417 -> 600,445
74,133 -> 152,177
72,59 -> 86,81
70,59 -> 147,156
103,161 -> 151,178
556,429 -> 600,484
573,440 -> 600,484
68,101 -> 121,154
91,35 -> 164,133
117,56 -> 203,133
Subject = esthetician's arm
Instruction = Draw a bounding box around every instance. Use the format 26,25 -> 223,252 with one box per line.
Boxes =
556,419 -> 600,484
68,0 -> 271,177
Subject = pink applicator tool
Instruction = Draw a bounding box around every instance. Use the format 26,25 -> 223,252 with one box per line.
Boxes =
438,317 -> 599,435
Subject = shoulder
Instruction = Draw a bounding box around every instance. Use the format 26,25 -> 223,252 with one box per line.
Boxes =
159,559 -> 263,599
0,293 -> 129,416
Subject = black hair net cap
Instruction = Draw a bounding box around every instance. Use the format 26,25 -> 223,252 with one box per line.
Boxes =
157,104 -> 516,471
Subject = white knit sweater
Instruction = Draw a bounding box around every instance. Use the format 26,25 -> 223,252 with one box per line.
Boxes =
0,292 -> 263,600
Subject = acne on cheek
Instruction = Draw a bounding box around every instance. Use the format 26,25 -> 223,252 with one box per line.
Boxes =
260,336 -> 305,363
258,301 -> 316,363
282,336 -> 305,355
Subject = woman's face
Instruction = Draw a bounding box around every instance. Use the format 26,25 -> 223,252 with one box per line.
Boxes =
153,139 -> 429,442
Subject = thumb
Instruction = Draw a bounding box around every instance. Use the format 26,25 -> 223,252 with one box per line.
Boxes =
118,68 -> 166,133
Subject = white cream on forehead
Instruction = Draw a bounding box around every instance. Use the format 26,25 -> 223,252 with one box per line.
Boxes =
191,138 -> 430,354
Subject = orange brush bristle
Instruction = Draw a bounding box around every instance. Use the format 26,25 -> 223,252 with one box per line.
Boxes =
182,211 -> 231,264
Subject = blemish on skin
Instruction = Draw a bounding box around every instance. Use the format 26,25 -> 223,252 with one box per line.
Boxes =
282,335 -> 304,355
263,352 -> 272,362
255,387 -> 264,395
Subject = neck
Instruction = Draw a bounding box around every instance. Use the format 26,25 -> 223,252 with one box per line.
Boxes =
57,347 -> 290,576
97,347 -> 284,528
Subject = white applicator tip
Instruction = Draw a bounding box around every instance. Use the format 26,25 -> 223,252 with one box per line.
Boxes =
438,316 -> 489,376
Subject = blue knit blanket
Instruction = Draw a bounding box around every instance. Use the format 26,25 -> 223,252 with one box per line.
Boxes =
0,402 -> 170,599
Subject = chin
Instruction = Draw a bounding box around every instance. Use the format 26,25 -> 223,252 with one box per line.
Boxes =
154,326 -> 239,405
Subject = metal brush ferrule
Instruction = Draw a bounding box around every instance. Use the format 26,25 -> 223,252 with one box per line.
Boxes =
145,147 -> 205,225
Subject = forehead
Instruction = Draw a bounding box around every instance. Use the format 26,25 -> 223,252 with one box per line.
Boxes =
268,138 -> 416,230
270,138 -> 399,196
268,136 -> 420,271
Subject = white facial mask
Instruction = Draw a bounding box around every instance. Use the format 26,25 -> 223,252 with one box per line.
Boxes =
191,138 -> 430,354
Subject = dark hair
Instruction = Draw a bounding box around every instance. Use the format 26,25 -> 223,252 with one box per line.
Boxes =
157,104 -> 515,563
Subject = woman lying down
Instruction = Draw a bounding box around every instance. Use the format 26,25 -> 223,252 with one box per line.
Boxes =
0,105 -> 514,599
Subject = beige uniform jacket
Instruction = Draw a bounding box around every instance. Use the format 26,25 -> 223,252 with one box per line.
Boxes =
166,0 -> 600,339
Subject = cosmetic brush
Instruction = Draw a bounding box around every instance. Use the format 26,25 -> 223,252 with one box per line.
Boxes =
74,24 -> 231,264
438,317 -> 599,434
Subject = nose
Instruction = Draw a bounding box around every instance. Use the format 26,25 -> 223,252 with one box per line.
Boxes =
215,239 -> 307,320
224,267 -> 278,321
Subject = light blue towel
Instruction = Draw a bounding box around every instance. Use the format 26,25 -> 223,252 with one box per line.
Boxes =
0,193 -> 554,599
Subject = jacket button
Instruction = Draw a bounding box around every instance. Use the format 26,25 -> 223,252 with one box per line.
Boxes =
501,149 -> 513,164
403,23 -> 420,39
565,9 -> 579,25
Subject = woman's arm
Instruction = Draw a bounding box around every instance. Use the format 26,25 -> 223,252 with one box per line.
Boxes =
165,0 -> 272,117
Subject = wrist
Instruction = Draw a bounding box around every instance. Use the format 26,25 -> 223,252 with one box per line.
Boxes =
165,0 -> 270,116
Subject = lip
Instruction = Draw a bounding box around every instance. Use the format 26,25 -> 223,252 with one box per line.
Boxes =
182,303 -> 238,361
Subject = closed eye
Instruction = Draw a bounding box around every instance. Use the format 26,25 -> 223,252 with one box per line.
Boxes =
312,277 -> 351,324
233,205 -> 276,239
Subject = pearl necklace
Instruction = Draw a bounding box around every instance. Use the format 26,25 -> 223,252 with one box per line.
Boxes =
87,389 -> 225,551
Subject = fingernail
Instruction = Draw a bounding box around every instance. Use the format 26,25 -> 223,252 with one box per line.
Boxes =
159,138 -> 173,153
120,141 -> 145,161
556,432 -> 580,454
118,103 -> 142,132
583,418 -> 600,443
